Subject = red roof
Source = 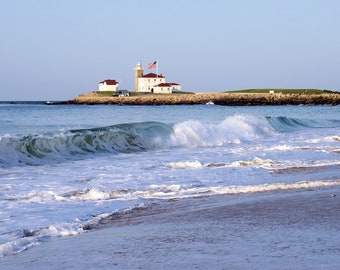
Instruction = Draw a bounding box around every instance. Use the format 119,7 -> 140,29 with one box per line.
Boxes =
155,83 -> 180,87
142,73 -> 165,78
99,79 -> 118,85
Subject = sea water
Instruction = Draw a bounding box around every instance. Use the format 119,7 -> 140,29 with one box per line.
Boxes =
0,103 -> 339,267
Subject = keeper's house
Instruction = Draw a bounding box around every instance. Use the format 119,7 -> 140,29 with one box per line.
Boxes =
153,82 -> 181,94
98,79 -> 119,92
137,73 -> 165,93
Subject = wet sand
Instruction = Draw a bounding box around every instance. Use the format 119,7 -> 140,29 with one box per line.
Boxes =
1,187 -> 339,270
64,92 -> 340,106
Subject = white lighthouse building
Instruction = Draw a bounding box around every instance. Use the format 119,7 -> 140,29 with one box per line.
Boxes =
133,62 -> 181,94
133,61 -> 144,92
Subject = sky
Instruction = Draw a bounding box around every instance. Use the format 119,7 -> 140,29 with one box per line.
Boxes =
1,0 -> 340,100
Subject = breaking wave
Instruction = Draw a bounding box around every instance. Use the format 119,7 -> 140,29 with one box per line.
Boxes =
0,114 -> 338,167
0,122 -> 172,167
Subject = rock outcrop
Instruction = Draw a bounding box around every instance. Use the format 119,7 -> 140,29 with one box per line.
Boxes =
64,92 -> 340,106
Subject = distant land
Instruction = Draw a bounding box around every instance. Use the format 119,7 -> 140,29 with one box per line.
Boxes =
227,88 -> 336,94
60,89 -> 340,106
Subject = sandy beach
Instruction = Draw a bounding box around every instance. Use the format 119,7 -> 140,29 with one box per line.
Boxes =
64,92 -> 340,106
2,187 -> 339,270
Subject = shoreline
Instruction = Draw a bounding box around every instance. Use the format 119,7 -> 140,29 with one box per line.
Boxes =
61,92 -> 340,106
1,187 -> 339,269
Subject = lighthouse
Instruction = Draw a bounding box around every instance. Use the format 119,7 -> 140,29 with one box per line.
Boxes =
134,62 -> 144,91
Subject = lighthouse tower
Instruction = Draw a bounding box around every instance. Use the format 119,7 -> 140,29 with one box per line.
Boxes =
134,62 -> 144,91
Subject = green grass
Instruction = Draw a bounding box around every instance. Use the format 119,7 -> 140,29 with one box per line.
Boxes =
95,91 -> 115,97
94,89 -> 338,97
95,91 -> 194,96
95,91 -> 137,97
225,89 -> 337,94
172,91 -> 194,94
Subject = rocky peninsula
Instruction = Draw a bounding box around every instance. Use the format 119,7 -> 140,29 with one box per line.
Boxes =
63,91 -> 340,106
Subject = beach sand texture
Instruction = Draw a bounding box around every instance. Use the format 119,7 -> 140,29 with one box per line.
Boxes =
1,187 -> 339,270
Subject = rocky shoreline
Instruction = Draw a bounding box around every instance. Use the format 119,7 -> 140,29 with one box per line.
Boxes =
62,92 -> 340,106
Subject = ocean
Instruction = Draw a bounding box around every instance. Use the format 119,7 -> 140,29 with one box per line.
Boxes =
0,103 -> 339,269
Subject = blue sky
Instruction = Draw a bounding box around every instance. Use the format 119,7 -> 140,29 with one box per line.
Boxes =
1,0 -> 340,100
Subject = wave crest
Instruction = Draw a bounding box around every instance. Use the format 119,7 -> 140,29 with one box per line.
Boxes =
1,114 -> 335,167
0,122 -> 172,167
169,114 -> 274,146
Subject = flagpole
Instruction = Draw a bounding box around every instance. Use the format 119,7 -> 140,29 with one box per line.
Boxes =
157,59 -> 158,78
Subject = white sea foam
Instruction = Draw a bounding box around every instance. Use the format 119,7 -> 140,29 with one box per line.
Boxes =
68,180 -> 340,201
0,184 -> 12,191
331,135 -> 340,142
166,160 -> 204,169
210,180 -> 340,195
166,158 -> 275,170
0,222 -> 84,257
306,135 -> 340,143
143,180 -> 340,199
265,144 -> 296,151
69,188 -> 112,201
0,238 -> 39,257
8,178 -> 337,210
3,190 -> 66,203
269,160 -> 340,174
231,157 -> 275,167
169,115 -> 275,147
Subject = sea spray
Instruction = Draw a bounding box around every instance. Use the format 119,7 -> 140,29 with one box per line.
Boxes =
169,114 -> 275,147
1,114 -> 339,168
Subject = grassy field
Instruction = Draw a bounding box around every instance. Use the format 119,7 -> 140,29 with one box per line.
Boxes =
93,91 -> 194,97
89,89 -> 337,98
225,89 -> 336,94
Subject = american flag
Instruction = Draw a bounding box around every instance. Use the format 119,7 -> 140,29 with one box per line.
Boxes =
148,61 -> 157,69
